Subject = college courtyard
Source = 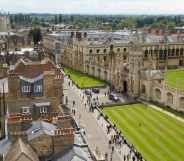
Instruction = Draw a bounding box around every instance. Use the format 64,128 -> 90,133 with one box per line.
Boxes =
64,67 -> 106,88
102,103 -> 184,161
165,69 -> 184,90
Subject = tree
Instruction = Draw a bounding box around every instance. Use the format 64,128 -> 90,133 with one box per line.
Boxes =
59,14 -> 63,23
29,28 -> 42,45
54,15 -> 58,24
32,17 -> 40,26
120,18 -> 137,29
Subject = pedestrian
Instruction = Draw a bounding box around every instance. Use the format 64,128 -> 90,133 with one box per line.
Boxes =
124,155 -> 126,161
105,152 -> 108,161
73,100 -> 75,107
65,96 -> 68,105
111,146 -> 114,153
108,140 -> 111,148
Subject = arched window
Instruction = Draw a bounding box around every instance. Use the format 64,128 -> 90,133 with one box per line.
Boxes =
110,45 -> 114,51
103,49 -> 107,53
159,49 -> 163,59
141,85 -> 146,94
180,48 -> 183,56
179,97 -> 184,109
172,48 -> 175,56
168,48 -> 171,56
103,56 -> 107,61
144,49 -> 148,58
123,55 -> 127,60
176,48 -> 179,56
167,93 -> 173,105
155,88 -> 161,100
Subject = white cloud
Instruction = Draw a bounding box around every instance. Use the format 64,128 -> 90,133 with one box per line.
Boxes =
0,0 -> 184,14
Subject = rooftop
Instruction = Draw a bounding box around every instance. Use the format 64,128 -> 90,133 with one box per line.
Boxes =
4,138 -> 39,161
27,121 -> 56,141
9,58 -> 59,78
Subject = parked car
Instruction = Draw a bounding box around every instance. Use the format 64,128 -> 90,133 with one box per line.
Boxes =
92,88 -> 100,94
15,48 -> 21,51
85,89 -> 91,95
109,93 -> 119,101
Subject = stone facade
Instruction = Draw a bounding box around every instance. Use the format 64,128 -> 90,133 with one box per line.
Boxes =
0,15 -> 10,32
127,42 -> 184,111
59,30 -> 184,111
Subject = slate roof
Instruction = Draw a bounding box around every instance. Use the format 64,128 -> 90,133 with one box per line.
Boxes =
26,121 -> 56,141
56,146 -> 91,161
0,139 -> 12,156
9,58 -> 58,78
0,77 -> 8,93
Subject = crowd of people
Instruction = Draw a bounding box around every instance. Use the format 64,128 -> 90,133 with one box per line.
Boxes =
101,114 -> 144,161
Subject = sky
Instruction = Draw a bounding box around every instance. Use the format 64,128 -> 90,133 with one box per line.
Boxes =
0,0 -> 184,15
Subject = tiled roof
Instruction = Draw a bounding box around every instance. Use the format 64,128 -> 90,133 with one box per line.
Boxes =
56,146 -> 91,161
4,138 -> 39,161
9,58 -> 60,78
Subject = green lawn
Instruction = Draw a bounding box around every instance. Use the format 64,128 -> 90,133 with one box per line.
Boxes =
165,69 -> 184,90
102,104 -> 184,161
64,67 -> 106,88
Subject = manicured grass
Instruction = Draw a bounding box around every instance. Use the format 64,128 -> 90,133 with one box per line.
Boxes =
64,67 -> 106,88
165,69 -> 184,90
102,104 -> 184,161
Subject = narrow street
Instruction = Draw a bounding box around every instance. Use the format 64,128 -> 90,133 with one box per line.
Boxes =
63,76 -> 122,161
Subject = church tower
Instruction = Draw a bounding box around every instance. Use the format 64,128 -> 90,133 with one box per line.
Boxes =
128,42 -> 143,98
0,11 -> 10,32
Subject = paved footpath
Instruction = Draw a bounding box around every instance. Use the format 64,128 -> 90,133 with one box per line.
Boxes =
141,100 -> 184,123
63,77 -> 121,161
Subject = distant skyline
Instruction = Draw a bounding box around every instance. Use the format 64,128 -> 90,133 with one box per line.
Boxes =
0,0 -> 184,15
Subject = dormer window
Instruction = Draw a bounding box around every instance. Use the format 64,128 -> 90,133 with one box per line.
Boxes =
22,85 -> 31,93
20,74 -> 43,97
40,107 -> 48,113
110,45 -> 114,51
22,106 -> 31,114
34,102 -> 50,114
34,85 -> 42,93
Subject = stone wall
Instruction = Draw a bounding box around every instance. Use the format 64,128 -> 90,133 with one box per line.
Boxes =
30,134 -> 53,157
53,133 -> 74,154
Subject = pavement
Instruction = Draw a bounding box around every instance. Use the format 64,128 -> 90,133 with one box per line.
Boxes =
63,76 -> 121,161
63,76 -> 139,161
